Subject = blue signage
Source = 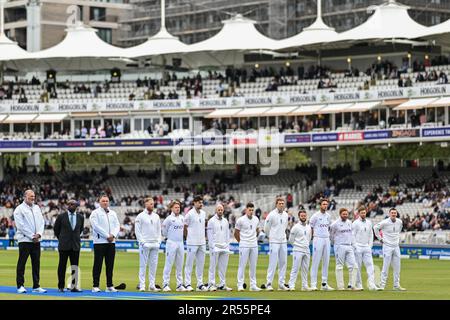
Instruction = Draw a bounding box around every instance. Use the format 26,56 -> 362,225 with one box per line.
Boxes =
312,133 -> 338,142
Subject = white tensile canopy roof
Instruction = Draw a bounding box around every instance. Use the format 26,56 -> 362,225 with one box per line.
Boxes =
185,14 -> 280,66
123,27 -> 221,69
335,0 -> 428,43
0,33 -> 34,69
417,19 -> 450,49
276,0 -> 339,50
29,22 -> 130,70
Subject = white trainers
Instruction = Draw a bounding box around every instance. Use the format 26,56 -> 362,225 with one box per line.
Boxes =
289,286 -> 296,291
149,286 -> 161,292
368,285 -> 379,291
17,286 -> 27,294
176,285 -> 185,292
321,284 -> 335,291
208,285 -> 217,292
163,285 -> 172,292
352,287 -> 363,291
310,286 -> 318,291
250,286 -> 262,292
106,287 -> 118,293
92,287 -> 101,293
196,284 -> 208,292
238,286 -> 245,292
394,286 -> 406,291
265,284 -> 274,291
138,287 -> 146,292
217,285 -> 232,291
302,287 -> 313,292
278,284 -> 290,291
32,287 -> 47,293
184,285 -> 194,292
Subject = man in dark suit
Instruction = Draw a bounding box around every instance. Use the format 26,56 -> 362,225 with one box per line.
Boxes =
54,200 -> 84,292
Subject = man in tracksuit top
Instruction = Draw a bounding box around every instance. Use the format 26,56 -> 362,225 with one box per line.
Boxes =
14,189 -> 47,294
330,208 -> 360,291
352,206 -> 379,291
162,200 -> 186,292
207,203 -> 232,292
183,196 -> 208,292
309,198 -> 334,291
135,197 -> 162,292
287,210 -> 312,291
90,194 -> 120,293
263,197 -> 289,291
373,208 -> 406,291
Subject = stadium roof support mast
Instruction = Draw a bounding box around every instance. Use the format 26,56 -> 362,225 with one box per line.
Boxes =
160,0 -> 168,82
316,0 -> 323,66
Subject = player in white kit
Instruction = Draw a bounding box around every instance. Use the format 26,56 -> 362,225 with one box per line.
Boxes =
184,196 -> 208,292
207,203 -> 232,292
235,203 -> 262,292
330,208 -> 360,291
352,206 -> 380,291
287,210 -> 312,291
373,208 -> 406,291
135,197 -> 162,292
161,200 -> 186,292
309,199 -> 334,291
263,197 -> 289,291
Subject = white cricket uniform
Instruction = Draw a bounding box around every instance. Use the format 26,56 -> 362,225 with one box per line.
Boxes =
135,209 -> 161,289
374,218 -> 403,289
352,218 -> 376,289
330,219 -> 358,289
288,222 -> 312,289
184,208 -> 207,287
264,209 -> 289,287
13,202 -> 45,243
235,215 -> 259,288
207,214 -> 230,287
309,211 -> 332,287
162,212 -> 185,287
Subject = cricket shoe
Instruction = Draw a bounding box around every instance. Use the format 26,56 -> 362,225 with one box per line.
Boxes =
250,286 -> 262,292
184,285 -> 194,292
265,283 -> 274,291
163,285 -> 172,292
309,286 -> 318,291
92,287 -> 102,293
278,284 -> 290,291
289,286 -> 296,291
176,285 -> 185,292
17,286 -> 27,294
217,285 -> 232,291
208,284 -> 217,292
237,286 -> 245,292
302,287 -> 313,292
393,286 -> 406,291
196,284 -> 208,292
138,286 -> 146,292
149,286 -> 161,292
106,287 -> 118,293
32,287 -> 47,293
321,284 -> 335,291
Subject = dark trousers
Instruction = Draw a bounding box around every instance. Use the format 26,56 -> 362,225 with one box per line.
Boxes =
92,243 -> 115,288
57,250 -> 80,289
16,242 -> 41,289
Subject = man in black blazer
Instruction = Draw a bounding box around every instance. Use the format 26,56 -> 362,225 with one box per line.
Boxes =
54,200 -> 84,292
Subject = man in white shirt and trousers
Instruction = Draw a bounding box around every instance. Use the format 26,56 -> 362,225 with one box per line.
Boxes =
135,197 -> 161,292
162,200 -> 186,292
288,209 -> 312,291
373,208 -> 406,291
14,190 -> 47,294
184,196 -> 208,292
90,194 -> 120,293
309,199 -> 334,291
207,203 -> 232,291
352,206 -> 379,290
330,208 -> 360,291
263,197 -> 289,291
235,203 -> 262,292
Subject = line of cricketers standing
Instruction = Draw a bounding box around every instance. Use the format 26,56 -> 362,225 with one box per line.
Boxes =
12,190 -> 406,293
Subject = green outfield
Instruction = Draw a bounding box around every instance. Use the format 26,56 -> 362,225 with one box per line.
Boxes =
0,250 -> 449,300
